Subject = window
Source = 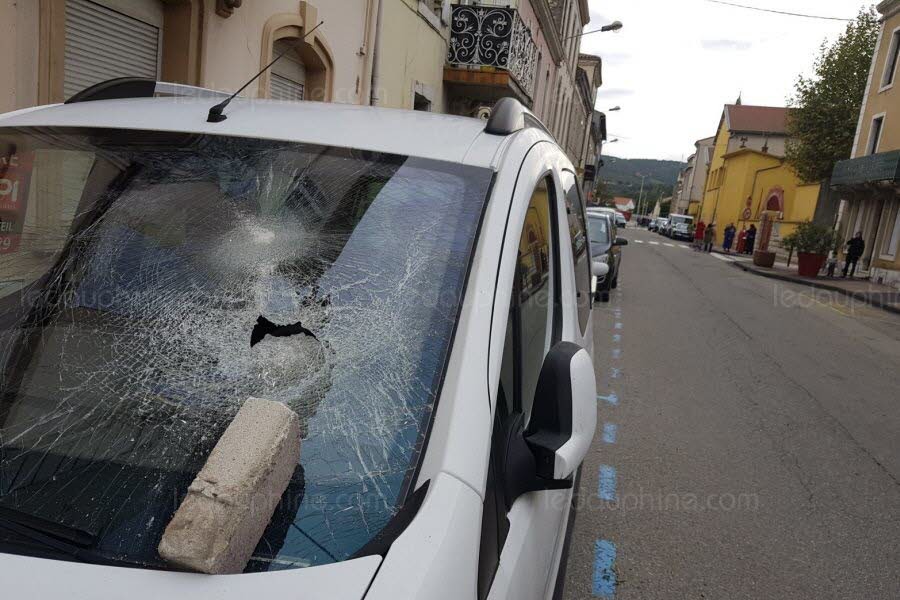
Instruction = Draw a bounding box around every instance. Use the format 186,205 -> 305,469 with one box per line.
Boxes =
881,28 -> 900,89
478,176 -> 559,598
881,201 -> 900,258
270,39 -> 306,101
414,92 -> 431,112
563,171 -> 591,332
867,115 -> 885,155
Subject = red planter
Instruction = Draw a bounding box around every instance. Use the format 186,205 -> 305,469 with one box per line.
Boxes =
797,252 -> 826,278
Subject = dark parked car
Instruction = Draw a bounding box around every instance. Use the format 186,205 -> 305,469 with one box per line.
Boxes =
587,212 -> 627,302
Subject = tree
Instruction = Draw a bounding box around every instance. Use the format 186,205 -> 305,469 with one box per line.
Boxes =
785,7 -> 880,183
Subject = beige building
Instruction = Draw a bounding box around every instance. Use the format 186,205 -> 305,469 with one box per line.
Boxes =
0,0 -> 602,170
673,136 -> 714,216
833,0 -> 900,288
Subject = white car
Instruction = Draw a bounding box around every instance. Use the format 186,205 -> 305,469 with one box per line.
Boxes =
0,81 -> 604,599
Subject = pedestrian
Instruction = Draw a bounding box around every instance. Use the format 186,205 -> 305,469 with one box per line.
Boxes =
736,227 -> 747,254
703,222 -> 715,252
842,231 -> 865,278
745,224 -> 757,255
693,220 -> 706,251
723,223 -> 736,253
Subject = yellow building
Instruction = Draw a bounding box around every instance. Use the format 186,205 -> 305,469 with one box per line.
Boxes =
698,104 -> 820,247
832,0 -> 900,289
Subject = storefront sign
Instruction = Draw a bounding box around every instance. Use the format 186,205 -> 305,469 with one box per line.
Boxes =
0,153 -> 33,254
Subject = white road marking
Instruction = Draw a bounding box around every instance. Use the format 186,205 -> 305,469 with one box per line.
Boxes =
648,241 -> 660,246
710,253 -> 734,262
679,245 -> 689,249
634,239 -> 645,244
663,243 -> 675,247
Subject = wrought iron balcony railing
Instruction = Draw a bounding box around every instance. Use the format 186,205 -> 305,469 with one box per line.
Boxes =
447,5 -> 538,99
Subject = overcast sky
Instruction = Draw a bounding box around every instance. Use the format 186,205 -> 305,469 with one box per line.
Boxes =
580,0 -> 871,161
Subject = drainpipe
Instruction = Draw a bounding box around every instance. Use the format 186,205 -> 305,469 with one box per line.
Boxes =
360,0 -> 379,104
369,0 -> 384,106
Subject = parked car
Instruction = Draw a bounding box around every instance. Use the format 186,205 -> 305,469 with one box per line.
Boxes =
655,217 -> 669,235
587,206 -> 626,229
648,217 -> 659,231
0,85 -> 606,599
587,212 -> 628,302
668,214 -> 695,241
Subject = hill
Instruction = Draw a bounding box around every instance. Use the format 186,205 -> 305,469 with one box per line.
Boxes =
596,156 -> 685,208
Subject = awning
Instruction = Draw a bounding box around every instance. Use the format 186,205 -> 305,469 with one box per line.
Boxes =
832,150 -> 900,187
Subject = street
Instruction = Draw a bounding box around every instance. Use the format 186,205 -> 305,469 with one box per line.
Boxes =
563,227 -> 900,599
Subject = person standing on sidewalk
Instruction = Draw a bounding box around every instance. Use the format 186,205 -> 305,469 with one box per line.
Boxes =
723,223 -> 736,253
693,220 -> 706,251
703,222 -> 716,252
745,224 -> 757,255
842,231 -> 865,278
736,227 -> 747,254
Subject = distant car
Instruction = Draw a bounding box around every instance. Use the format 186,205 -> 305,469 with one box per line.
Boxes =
655,217 -> 669,234
668,214 -> 694,241
587,212 -> 627,302
587,207 -> 626,229
648,218 -> 658,231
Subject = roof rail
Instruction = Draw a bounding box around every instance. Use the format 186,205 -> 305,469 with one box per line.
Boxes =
65,78 -> 229,104
484,97 -> 551,137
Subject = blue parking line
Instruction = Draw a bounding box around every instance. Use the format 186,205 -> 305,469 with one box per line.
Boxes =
592,539 -> 617,597
598,465 -> 617,501
597,392 -> 618,405
612,334 -> 621,343
610,367 -> 621,379
614,322 -> 623,330
611,348 -> 622,359
602,423 -> 618,444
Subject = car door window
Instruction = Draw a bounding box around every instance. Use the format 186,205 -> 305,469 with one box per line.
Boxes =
478,175 -> 560,599
562,172 -> 591,332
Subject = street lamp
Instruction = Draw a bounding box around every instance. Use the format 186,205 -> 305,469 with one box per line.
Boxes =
600,21 -> 624,32
565,20 -> 624,40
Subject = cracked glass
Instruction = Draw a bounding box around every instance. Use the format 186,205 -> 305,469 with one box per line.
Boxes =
0,127 -> 492,571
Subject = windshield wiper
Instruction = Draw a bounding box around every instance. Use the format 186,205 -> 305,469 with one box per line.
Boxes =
0,506 -> 103,563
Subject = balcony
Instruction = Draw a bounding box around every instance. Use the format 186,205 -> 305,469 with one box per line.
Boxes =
445,5 -> 538,106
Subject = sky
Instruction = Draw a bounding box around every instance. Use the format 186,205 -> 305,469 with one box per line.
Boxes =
579,0 -> 871,161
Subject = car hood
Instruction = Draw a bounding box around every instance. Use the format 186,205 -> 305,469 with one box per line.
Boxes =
0,552 -> 381,599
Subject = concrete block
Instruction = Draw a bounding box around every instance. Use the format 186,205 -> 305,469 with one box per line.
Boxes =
158,397 -> 301,574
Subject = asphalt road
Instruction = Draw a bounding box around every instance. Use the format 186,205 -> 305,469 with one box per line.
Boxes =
562,227 -> 900,600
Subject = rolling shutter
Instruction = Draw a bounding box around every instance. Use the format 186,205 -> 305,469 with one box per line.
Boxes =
270,40 -> 306,101
64,0 -> 161,100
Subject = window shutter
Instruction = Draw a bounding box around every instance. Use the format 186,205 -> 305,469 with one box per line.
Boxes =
64,0 -> 161,100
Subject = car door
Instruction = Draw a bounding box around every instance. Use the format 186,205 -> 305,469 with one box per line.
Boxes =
478,145 -> 585,600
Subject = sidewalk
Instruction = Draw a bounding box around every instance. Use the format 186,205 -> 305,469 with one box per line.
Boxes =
718,250 -> 900,315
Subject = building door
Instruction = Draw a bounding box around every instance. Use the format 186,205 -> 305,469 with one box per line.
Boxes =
64,0 -> 163,100
270,39 -> 307,101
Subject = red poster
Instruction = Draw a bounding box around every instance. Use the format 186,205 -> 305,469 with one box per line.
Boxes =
0,152 -> 33,254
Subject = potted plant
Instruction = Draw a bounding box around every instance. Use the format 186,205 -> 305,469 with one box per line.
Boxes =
781,221 -> 839,277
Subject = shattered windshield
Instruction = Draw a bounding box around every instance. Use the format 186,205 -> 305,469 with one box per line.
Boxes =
0,128 -> 491,571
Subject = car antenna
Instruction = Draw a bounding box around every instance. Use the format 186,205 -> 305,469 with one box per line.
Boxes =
207,20 -> 324,123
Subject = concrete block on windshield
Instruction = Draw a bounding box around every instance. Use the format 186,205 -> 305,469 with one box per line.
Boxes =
158,397 -> 301,574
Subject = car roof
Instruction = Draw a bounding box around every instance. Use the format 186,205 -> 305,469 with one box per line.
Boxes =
0,97 -> 507,167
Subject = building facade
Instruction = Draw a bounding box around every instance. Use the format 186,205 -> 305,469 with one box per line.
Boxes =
674,136 -> 714,216
832,0 -> 900,288
698,104 -> 820,247
0,0 -> 603,172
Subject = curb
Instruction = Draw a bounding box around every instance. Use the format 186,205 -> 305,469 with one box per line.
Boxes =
730,261 -> 900,316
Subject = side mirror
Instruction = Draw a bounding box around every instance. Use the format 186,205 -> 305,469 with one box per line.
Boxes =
614,237 -> 628,246
500,343 -> 597,508
591,260 -> 609,278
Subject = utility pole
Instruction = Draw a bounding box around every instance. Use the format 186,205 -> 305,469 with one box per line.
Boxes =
637,174 -> 646,217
